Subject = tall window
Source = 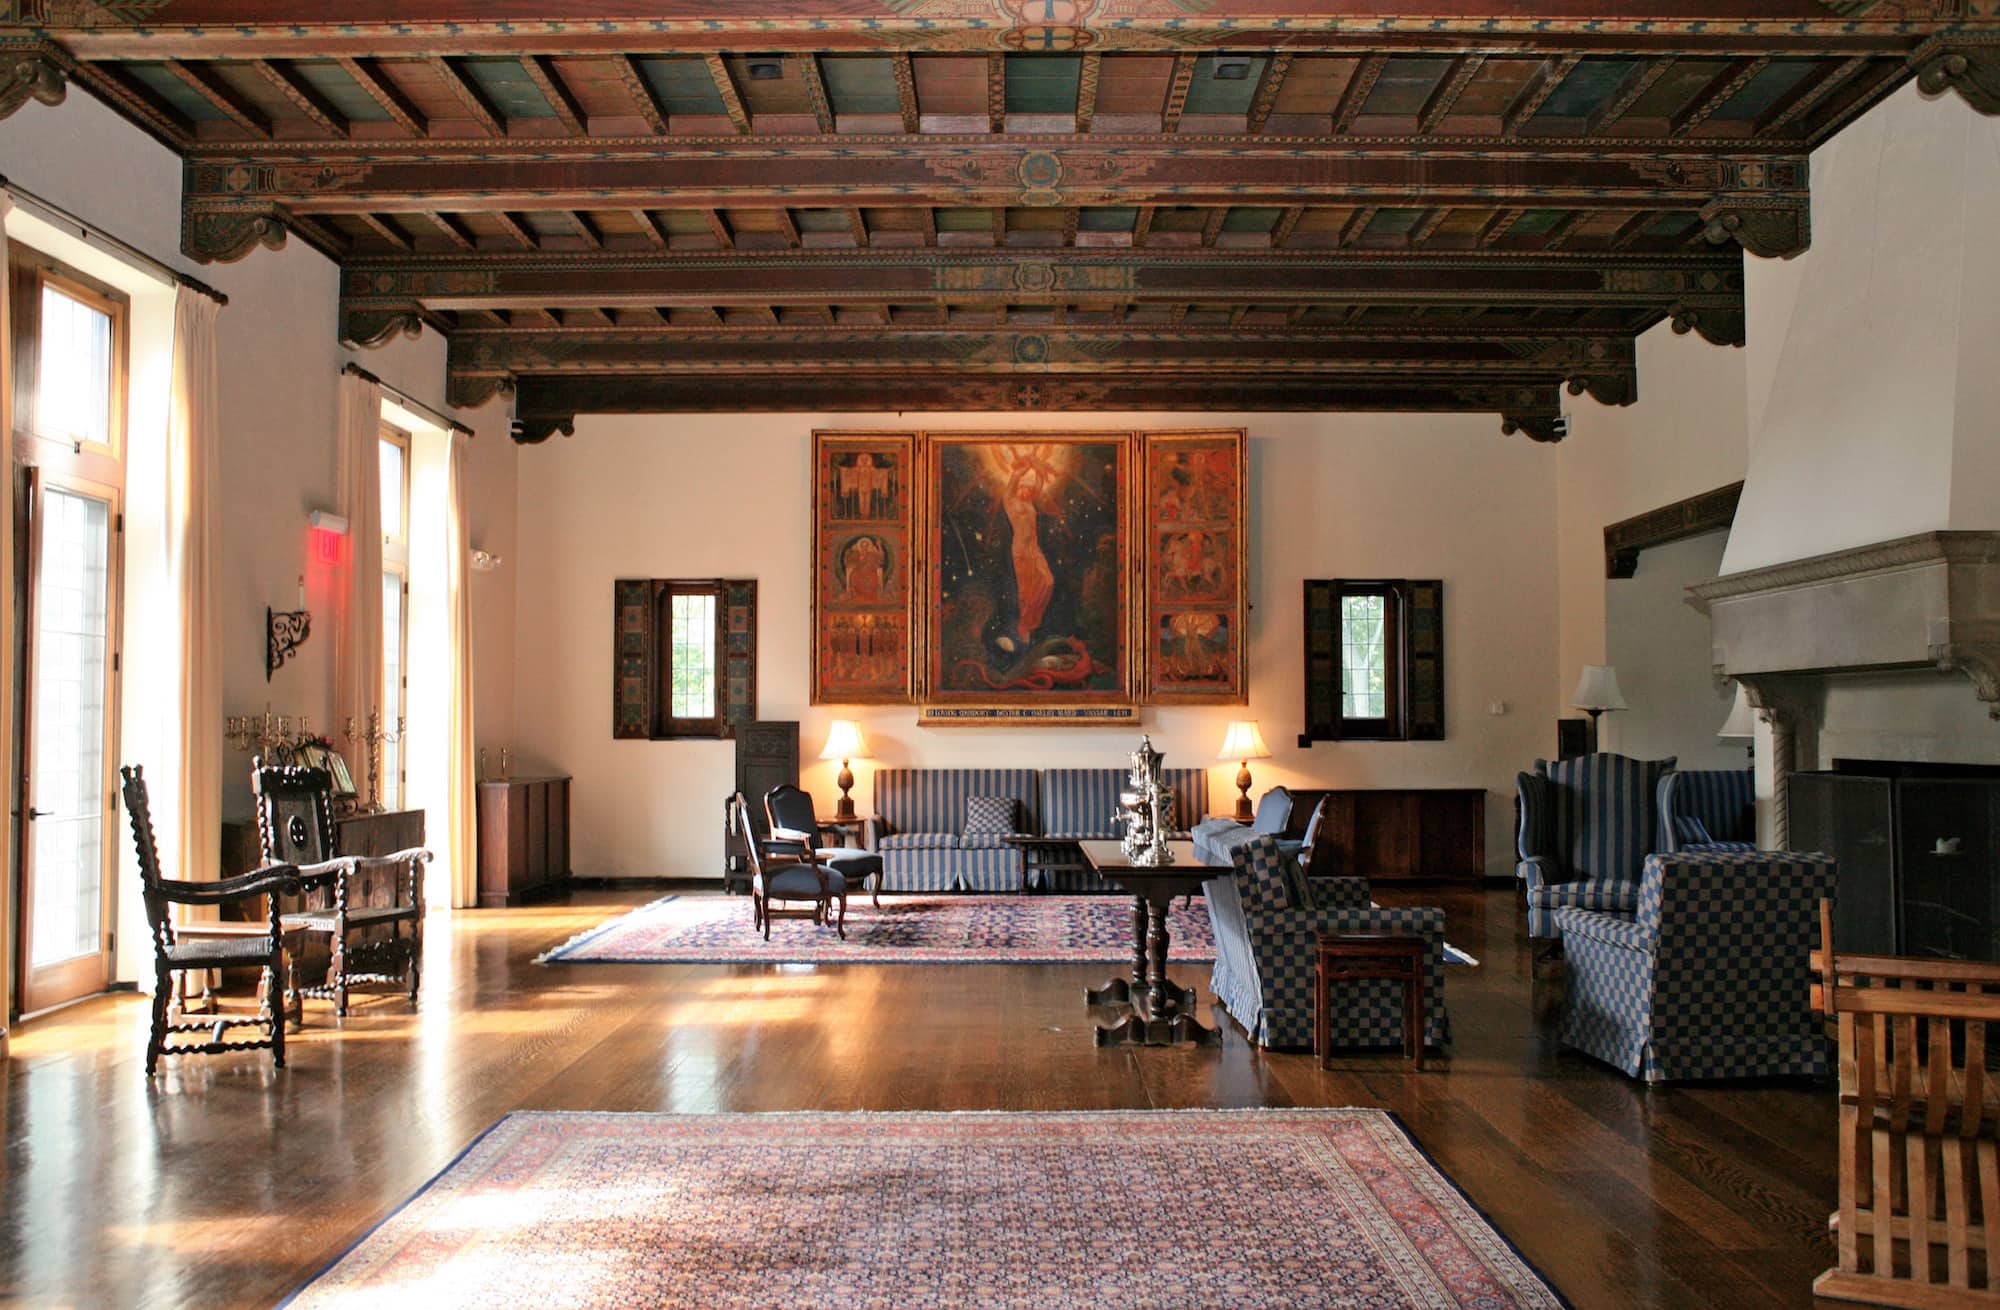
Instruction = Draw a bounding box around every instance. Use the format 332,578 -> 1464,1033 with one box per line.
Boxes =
379,428 -> 410,808
1336,582 -> 1401,738
658,580 -> 721,738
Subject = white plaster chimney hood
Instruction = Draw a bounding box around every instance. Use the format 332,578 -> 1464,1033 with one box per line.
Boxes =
1688,531 -> 2000,719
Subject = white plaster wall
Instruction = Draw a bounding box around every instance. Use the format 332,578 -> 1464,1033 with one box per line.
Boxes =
512,411 -> 1560,881
1727,81 -> 2000,572
1604,530 -> 1741,769
1554,321 -> 1749,721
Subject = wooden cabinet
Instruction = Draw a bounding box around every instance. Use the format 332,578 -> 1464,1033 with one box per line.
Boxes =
477,775 -> 571,907
1287,787 -> 1488,883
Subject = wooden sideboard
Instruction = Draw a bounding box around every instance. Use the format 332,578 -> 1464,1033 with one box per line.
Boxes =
1286,787 -> 1488,883
476,775 -> 572,907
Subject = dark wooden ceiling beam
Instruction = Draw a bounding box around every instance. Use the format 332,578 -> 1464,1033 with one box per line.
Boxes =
705,208 -> 735,248
186,143 -> 1806,213
1587,57 -> 1673,134
891,53 -> 920,133
631,208 -> 671,250
426,210 -> 478,249
1076,53 -> 1101,133
334,56 -> 426,136
1418,55 -> 1485,133
800,53 -> 835,133
1755,53 -> 1868,137
1200,208 -> 1227,247
429,56 -> 505,135
251,58 -> 347,136
917,206 -> 937,247
356,211 -> 413,250
774,207 -> 801,248
1538,209 -> 1584,250
1161,54 -> 1197,133
1608,210 -> 1656,250
564,211 -> 602,248
844,206 -> 868,247
493,210 -> 539,249
704,53 -> 751,133
616,54 -> 671,134
1061,207 -> 1080,247
1409,206 -> 1452,247
1502,53 -> 1581,136
1271,205 -> 1304,249
1339,206 -> 1378,247
991,207 -> 1008,247
523,55 -> 588,135
72,60 -> 196,146
1332,54 -> 1388,135
1478,207 -> 1525,246
164,59 -> 271,137
1245,51 -> 1292,134
1671,56 -> 1771,136
1132,205 -> 1156,248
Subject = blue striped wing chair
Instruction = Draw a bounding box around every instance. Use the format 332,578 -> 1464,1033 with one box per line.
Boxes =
1556,849 -> 1837,1082
1657,768 -> 1757,852
871,768 -> 1040,891
1204,834 -> 1449,1051
1515,752 -> 1675,947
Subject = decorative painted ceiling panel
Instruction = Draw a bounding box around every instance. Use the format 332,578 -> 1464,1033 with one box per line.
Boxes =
3,1 -> 1996,440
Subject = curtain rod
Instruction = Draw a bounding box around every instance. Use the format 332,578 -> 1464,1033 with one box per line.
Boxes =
0,174 -> 227,307
342,362 -> 475,437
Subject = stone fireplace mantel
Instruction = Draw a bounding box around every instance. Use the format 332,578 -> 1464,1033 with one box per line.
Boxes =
1689,531 -> 2000,720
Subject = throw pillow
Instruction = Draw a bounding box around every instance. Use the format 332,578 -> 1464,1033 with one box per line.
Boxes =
964,795 -> 1019,839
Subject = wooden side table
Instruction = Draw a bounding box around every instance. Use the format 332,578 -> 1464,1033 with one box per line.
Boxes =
1315,932 -> 1426,1070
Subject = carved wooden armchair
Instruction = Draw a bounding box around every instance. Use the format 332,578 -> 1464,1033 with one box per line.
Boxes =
252,757 -> 433,1016
122,765 -> 312,1075
731,791 -> 846,939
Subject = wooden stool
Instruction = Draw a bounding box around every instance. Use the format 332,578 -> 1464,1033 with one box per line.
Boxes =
1315,932 -> 1426,1070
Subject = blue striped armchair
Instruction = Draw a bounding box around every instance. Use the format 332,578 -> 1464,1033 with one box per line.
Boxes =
1556,849 -> 1837,1082
1516,752 -> 1675,949
1204,834 -> 1449,1052
1657,768 -> 1757,852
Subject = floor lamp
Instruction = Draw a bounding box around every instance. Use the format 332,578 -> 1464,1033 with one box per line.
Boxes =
1570,665 -> 1627,753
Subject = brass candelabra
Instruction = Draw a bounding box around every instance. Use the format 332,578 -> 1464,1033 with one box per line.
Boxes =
344,708 -> 405,813
226,705 -> 314,761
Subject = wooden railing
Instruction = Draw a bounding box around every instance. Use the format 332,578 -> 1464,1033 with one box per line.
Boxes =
1812,900 -> 2000,1308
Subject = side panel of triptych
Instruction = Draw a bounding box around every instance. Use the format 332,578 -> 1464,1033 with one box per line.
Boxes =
1141,429 -> 1248,704
811,431 -> 915,704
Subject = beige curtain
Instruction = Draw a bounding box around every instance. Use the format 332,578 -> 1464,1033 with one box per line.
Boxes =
1,195 -> 14,1051
335,372 -> 383,757
443,435 -> 477,908
167,287 -> 223,886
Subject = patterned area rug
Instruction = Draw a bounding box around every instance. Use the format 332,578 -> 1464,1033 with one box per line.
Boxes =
539,893 -> 1478,968
536,893 -> 1217,965
285,1109 -> 1565,1309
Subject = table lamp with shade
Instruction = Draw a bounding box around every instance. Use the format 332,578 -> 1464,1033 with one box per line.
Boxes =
1570,664 -> 1627,752
1218,720 -> 1271,823
1716,682 -> 1757,760
818,719 -> 868,820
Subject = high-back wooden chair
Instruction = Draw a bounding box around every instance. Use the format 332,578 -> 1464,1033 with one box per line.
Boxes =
1812,899 -> 2000,1306
253,757 -> 432,1017
122,765 -> 309,1075
730,791 -> 845,940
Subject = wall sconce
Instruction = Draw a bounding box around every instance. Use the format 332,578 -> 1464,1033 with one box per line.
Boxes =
267,573 -> 311,681
470,548 -> 503,572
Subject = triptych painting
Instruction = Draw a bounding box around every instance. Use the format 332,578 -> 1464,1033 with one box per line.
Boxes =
812,428 -> 1246,723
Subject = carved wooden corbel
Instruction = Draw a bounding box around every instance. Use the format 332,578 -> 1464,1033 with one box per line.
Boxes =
1669,304 -> 1746,348
1914,38 -> 2000,116
1699,198 -> 1810,260
340,307 -> 425,349
447,372 -> 515,411
512,414 -> 576,445
0,54 -> 65,120
1500,413 -> 1565,443
1566,373 -> 1635,407
182,207 -> 288,264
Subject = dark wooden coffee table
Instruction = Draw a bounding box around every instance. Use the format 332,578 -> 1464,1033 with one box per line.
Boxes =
1077,840 -> 1220,1047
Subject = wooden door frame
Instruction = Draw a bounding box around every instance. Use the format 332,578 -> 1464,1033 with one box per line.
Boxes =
15,467 -> 124,1015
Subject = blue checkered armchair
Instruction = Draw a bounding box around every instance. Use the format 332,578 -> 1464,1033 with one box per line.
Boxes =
1204,834 -> 1449,1052
1515,752 -> 1675,946
1557,849 -> 1837,1082
1657,768 -> 1757,853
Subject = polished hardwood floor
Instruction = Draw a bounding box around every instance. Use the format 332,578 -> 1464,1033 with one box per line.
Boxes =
2,884 -> 1841,1308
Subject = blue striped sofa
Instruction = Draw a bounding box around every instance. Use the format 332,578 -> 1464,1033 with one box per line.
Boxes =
1516,752 -> 1675,946
1557,849 -> 1836,1082
871,768 -> 1041,892
1038,768 -> 1208,891
1657,767 -> 1757,852
1205,834 -> 1449,1052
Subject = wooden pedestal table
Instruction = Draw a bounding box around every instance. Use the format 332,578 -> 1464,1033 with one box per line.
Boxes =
1076,840 -> 1220,1048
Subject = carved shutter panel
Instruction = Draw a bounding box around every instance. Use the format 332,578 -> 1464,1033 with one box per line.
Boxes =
612,579 -> 655,739
1301,579 -> 1342,745
720,579 -> 758,739
1405,579 -> 1445,741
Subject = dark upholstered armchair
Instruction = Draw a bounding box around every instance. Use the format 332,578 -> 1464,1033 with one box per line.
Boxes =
763,783 -> 884,908
123,765 -> 314,1075
1515,752 -> 1675,954
732,791 -> 846,938
1191,785 -> 1295,867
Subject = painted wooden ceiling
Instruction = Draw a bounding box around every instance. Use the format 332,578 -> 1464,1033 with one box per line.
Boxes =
3,2 -> 1996,441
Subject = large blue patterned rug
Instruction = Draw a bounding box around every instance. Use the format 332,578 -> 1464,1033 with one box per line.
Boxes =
284,1109 -> 1564,1308
537,893 -> 1218,965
